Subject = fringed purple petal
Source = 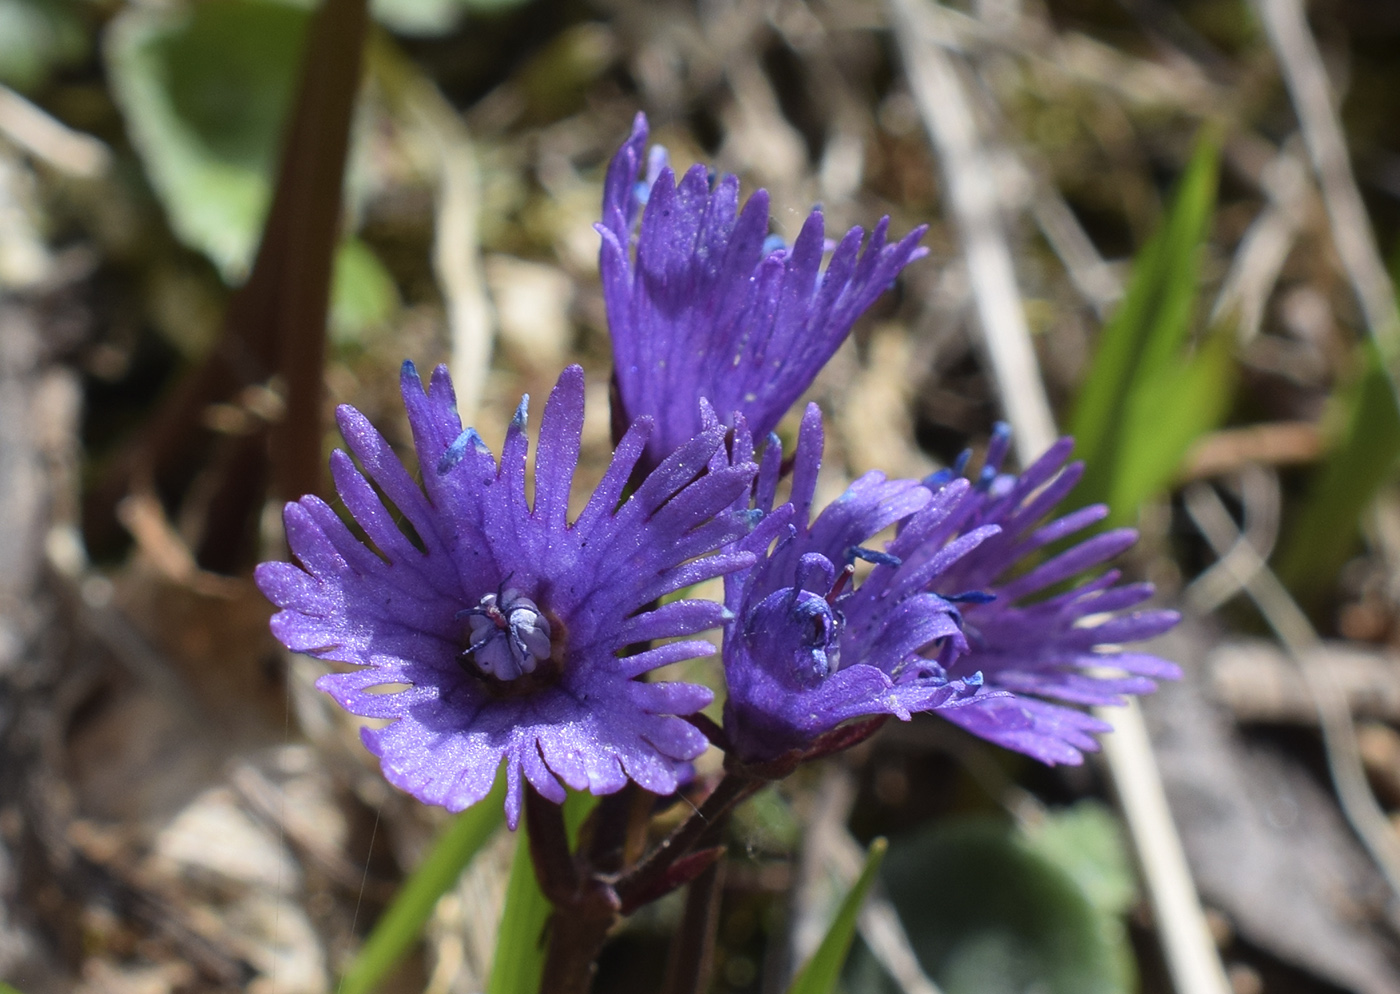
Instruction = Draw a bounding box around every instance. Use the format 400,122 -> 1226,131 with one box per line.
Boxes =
533,365 -> 585,533
719,417 -> 1180,767
601,114 -> 926,470
618,639 -> 719,680
790,403 -> 824,526
939,695 -> 1110,765
617,599 -> 729,647
995,528 -> 1139,601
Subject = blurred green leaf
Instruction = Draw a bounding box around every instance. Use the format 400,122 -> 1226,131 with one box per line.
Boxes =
846,817 -> 1134,994
1108,327 -> 1235,515
1276,342 -> 1400,601
1071,134 -> 1218,460
732,785 -> 801,854
1021,801 -> 1137,917
487,818 -> 552,994
107,0 -> 399,327
331,237 -> 399,344
370,0 -> 533,38
487,791 -> 598,994
787,837 -> 888,994
514,23 -> 617,123
339,774 -> 506,994
0,0 -> 85,92
1071,130 -> 1232,524
106,0 -> 310,279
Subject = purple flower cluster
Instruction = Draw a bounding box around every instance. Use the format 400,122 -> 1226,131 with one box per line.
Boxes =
257,114 -> 1179,821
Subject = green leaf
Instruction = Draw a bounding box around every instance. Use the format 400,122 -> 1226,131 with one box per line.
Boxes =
1071,129 -> 1228,521
1276,342 -> 1400,601
106,0 -> 310,279
1020,802 -> 1137,918
845,818 -> 1134,994
331,237 -> 399,345
487,791 -> 599,994
1106,326 -> 1235,524
0,0 -> 86,92
787,837 -> 888,994
0,982 -> 27,994
732,785 -> 801,854
338,773 -> 506,994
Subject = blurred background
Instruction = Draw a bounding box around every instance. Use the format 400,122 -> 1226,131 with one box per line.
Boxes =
3,0 -> 1400,991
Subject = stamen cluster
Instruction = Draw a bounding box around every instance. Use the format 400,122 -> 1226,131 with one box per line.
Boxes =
461,587 -> 553,681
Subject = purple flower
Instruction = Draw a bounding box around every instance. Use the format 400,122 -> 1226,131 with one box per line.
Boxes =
917,426 -> 1183,765
719,412 -> 1180,768
597,113 -> 928,471
720,405 -> 996,763
255,364 -> 758,827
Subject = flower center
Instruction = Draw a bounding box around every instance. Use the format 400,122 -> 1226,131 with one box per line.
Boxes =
459,587 -> 553,681
743,586 -> 843,688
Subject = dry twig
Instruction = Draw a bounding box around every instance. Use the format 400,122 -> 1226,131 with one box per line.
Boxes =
888,0 -> 1054,462
1251,0 -> 1400,367
1029,185 -> 1123,319
1208,639 -> 1400,726
1210,142 -> 1311,343
370,35 -> 496,424
0,84 -> 110,178
1183,464 -> 1282,616
1184,477 -> 1400,910
1180,421 -> 1322,482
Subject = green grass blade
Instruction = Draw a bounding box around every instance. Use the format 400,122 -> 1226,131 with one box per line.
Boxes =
1275,235 -> 1400,603
1134,133 -> 1222,378
786,837 -> 889,994
487,790 -> 599,994
1276,343 -> 1400,601
338,775 -> 505,994
1071,130 -> 1222,513
1106,327 -> 1235,524
487,816 -> 553,994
